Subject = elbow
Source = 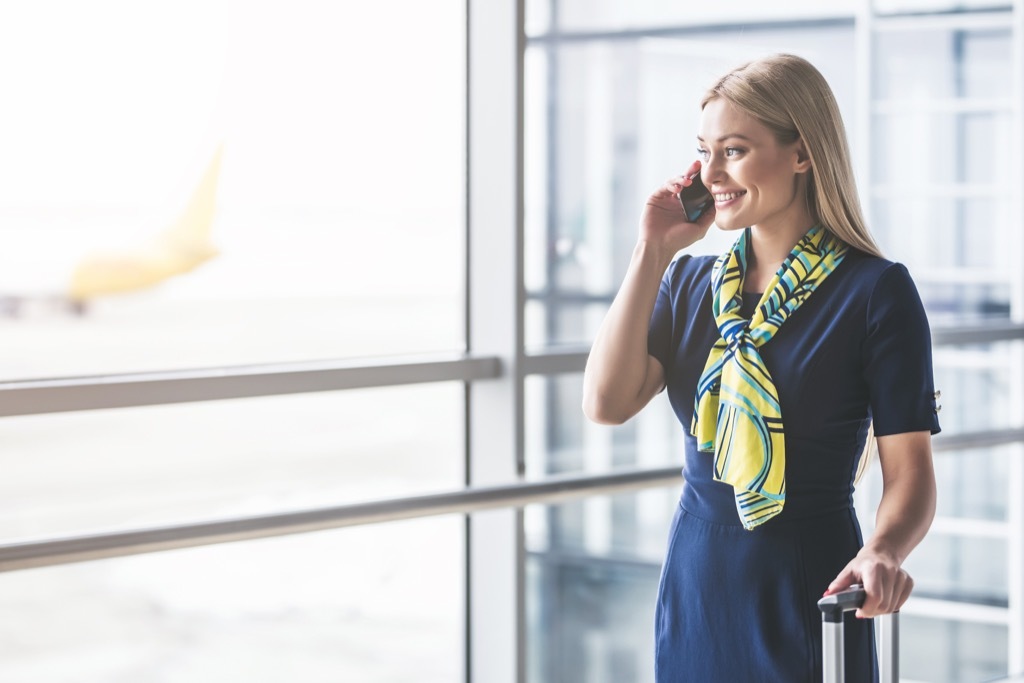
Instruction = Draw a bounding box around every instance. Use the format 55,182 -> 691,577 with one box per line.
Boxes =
582,392 -> 632,426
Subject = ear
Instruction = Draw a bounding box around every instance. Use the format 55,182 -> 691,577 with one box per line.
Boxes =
792,138 -> 812,174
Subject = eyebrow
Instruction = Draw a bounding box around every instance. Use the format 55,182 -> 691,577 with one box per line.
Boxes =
696,134 -> 754,143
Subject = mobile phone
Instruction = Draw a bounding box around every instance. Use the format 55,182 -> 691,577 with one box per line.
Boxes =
678,172 -> 713,222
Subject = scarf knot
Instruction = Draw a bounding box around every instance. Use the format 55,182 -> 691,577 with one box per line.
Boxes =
690,226 -> 847,529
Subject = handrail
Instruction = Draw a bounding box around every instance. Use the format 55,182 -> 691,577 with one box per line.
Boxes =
0,322 -> 1019,416
0,426 -> 1019,574
0,467 -> 683,573
0,354 -> 502,417
932,321 -> 1024,345
0,322 -> 1020,573
932,428 -> 1024,452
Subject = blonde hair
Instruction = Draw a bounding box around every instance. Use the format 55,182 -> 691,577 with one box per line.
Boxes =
702,53 -> 881,480
701,53 -> 883,259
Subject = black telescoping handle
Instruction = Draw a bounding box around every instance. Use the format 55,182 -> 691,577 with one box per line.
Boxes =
817,585 -> 867,623
816,584 -> 899,683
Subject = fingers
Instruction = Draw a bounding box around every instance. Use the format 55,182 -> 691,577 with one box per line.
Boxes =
665,160 -> 704,192
652,176 -> 696,211
856,563 -> 887,618
894,571 -> 914,611
824,559 -> 914,618
824,563 -> 857,596
663,175 -> 691,197
858,568 -> 913,618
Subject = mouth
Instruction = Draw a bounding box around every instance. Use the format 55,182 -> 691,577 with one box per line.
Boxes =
713,190 -> 746,205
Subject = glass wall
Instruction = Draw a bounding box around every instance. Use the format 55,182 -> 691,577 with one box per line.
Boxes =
2,3 -> 1022,683
869,23 -> 1016,324
524,2 -> 1024,682
0,3 -> 468,682
0,384 -> 465,540
860,7 -> 1023,680
524,373 -> 681,683
0,516 -> 464,682
902,616 -> 1009,683
525,493 -> 672,683
0,1 -> 465,378
523,11 -> 861,683
524,22 -> 856,350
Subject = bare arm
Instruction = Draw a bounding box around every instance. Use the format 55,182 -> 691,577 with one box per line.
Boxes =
825,431 -> 936,617
582,162 -> 715,425
582,241 -> 676,424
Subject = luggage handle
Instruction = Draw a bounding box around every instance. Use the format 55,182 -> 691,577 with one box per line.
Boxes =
817,585 -> 899,683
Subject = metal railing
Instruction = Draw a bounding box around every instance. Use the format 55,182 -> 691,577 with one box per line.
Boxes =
0,425 -> 1018,574
0,353 -> 502,417
0,322 -> 1020,574
0,322 -> 1020,416
0,466 -> 684,573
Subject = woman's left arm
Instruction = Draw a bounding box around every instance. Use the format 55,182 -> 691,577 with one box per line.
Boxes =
824,430 -> 936,618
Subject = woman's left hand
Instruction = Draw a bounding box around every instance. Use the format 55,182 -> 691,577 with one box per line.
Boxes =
823,546 -> 914,618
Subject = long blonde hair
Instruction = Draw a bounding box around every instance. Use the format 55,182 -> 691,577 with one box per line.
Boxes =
701,53 -> 882,259
702,53 -> 880,480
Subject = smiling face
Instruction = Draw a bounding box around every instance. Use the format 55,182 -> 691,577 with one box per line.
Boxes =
697,97 -> 813,234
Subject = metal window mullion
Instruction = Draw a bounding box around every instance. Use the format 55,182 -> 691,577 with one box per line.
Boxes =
466,2 -> 527,683
856,0 -> 874,221
872,9 -> 1014,33
1008,0 -> 1024,673
523,16 -> 855,46
872,97 -> 1014,114
900,596 -> 1011,626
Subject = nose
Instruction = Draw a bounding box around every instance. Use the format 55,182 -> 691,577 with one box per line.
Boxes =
702,155 -> 726,187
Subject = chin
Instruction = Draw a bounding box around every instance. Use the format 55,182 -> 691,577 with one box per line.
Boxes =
713,217 -> 745,231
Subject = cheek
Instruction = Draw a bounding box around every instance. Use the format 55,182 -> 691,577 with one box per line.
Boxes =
746,176 -> 789,205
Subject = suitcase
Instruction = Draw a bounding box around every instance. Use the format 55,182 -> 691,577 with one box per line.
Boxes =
817,585 -> 898,683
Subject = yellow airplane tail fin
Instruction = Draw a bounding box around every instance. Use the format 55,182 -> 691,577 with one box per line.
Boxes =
69,147 -> 223,300
158,144 -> 222,255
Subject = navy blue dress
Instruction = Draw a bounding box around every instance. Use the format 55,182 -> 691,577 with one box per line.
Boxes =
647,248 -> 941,682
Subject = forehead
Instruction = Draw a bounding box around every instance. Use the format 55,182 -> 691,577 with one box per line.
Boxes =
698,98 -> 773,143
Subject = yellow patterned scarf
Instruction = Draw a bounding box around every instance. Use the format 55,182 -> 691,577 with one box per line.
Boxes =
691,226 -> 848,529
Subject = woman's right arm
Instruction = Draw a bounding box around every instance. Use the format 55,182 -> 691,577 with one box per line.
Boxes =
582,162 -> 715,425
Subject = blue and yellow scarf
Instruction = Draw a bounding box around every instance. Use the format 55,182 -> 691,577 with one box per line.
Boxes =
692,226 -> 848,529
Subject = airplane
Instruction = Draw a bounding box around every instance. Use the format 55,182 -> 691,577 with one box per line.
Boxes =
0,147 -> 223,318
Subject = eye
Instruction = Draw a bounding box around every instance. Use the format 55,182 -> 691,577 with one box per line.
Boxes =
696,147 -> 710,160
725,147 -> 745,157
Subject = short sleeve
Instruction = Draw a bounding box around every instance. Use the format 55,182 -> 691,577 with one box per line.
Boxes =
862,263 -> 942,436
647,256 -> 687,374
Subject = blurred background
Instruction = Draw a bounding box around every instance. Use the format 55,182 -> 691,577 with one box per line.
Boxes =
0,0 -> 1021,681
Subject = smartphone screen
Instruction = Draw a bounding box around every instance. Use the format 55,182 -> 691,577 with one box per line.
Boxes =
678,173 -> 713,222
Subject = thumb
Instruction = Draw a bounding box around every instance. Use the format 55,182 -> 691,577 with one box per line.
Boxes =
824,563 -> 859,596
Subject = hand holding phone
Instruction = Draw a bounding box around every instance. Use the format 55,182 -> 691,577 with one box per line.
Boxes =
639,162 -> 715,253
678,172 -> 714,223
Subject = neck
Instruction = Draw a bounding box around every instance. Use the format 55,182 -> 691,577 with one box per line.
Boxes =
748,177 -> 815,271
748,221 -> 815,272
741,213 -> 817,294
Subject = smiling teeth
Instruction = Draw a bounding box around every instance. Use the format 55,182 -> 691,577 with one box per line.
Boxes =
714,191 -> 745,201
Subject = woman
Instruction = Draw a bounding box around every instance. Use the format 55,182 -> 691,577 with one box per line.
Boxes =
582,53 -> 940,681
